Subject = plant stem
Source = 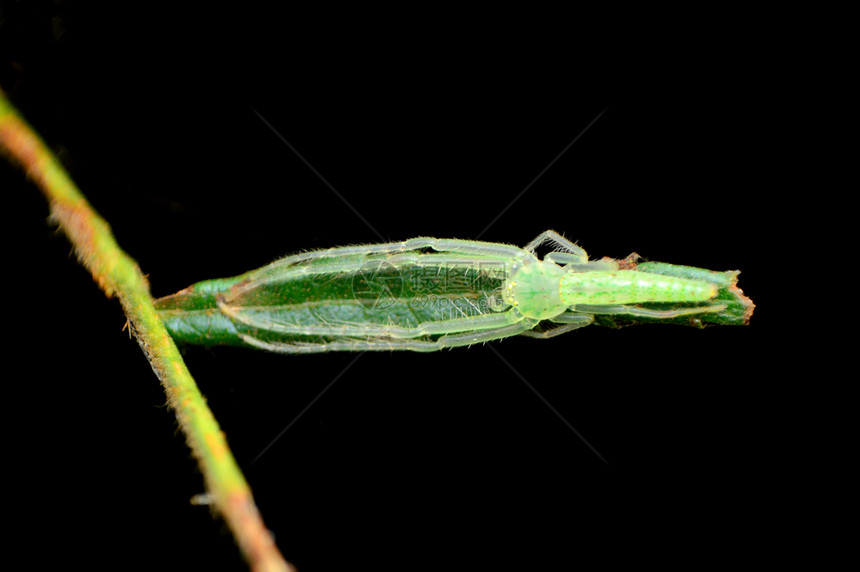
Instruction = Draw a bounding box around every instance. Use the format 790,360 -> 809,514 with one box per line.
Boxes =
0,87 -> 293,572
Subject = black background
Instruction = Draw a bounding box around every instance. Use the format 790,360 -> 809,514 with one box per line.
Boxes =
2,4 -> 822,571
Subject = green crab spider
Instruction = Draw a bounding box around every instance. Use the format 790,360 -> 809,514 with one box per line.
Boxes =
211,230 -> 727,353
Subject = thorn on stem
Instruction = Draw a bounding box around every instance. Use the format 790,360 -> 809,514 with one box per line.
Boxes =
190,492 -> 214,506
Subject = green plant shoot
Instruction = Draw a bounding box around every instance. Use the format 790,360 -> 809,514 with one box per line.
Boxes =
155,231 -> 754,353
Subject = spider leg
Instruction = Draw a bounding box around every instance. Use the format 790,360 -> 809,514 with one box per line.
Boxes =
551,312 -> 596,325
385,309 -> 524,339
525,230 -> 589,264
233,238 -> 533,296
543,252 -> 584,265
519,313 -> 594,339
219,302 -> 524,338
572,303 -> 727,319
544,253 -> 619,271
237,318 -> 539,353
526,230 -> 583,254
402,237 -> 534,262
251,237 -> 528,271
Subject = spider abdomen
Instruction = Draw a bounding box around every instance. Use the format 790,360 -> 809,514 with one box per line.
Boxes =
559,270 -> 717,306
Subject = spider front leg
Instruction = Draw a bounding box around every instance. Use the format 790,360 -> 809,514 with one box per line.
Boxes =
237,318 -> 540,353
219,301 -> 525,338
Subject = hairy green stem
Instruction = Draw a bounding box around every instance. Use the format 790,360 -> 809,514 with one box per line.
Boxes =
0,87 -> 293,572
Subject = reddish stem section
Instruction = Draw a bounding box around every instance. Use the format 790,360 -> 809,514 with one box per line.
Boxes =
1,87 -> 294,572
